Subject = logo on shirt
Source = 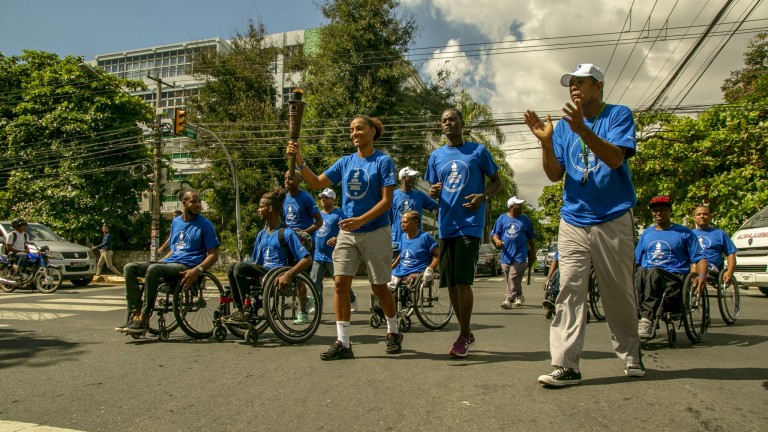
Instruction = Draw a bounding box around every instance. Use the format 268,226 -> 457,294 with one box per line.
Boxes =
505,223 -> 521,239
647,240 -> 671,265
441,160 -> 469,193
400,199 -> 413,215
317,220 -> 331,237
401,248 -> 416,268
697,236 -> 711,251
568,140 -> 605,174
263,246 -> 279,267
345,168 -> 370,200
174,231 -> 187,252
285,204 -> 299,225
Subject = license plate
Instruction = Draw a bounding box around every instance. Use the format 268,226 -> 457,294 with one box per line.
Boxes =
69,261 -> 88,267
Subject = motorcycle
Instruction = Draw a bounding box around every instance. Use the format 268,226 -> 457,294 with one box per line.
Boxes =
0,242 -> 63,294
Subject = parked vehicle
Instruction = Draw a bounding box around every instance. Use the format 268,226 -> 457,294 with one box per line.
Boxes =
476,243 -> 502,276
0,242 -> 63,293
731,205 -> 768,296
0,222 -> 97,287
545,242 -> 558,272
535,249 -> 547,272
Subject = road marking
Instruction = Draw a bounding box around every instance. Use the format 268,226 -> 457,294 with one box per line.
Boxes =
85,295 -> 124,300
0,303 -> 122,312
0,420 -> 85,431
0,311 -> 77,320
40,298 -> 124,305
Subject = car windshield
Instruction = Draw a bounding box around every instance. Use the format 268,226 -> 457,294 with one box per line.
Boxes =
1,223 -> 65,242
548,243 -> 558,253
740,205 -> 768,230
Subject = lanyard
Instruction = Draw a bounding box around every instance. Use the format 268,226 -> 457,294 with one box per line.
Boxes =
579,103 -> 606,186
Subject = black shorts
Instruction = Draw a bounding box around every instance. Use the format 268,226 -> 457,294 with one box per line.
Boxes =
438,236 -> 481,288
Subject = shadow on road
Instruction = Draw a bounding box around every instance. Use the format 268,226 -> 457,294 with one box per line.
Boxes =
583,367 -> 768,387
0,328 -> 86,368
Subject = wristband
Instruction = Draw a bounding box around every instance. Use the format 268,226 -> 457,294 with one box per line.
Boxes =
297,161 -> 306,170
196,266 -> 205,273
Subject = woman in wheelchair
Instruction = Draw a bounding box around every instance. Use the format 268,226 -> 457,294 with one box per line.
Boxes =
634,195 -> 707,339
224,188 -> 312,324
389,211 -> 439,289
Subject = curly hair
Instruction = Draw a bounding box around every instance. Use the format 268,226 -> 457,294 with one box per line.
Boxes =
352,115 -> 384,141
261,187 -> 287,209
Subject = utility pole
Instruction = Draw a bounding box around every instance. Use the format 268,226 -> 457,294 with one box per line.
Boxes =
146,75 -> 175,262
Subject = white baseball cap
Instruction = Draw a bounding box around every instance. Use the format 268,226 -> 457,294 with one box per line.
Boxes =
318,188 -> 336,200
399,166 -> 420,179
507,196 -> 525,207
560,63 -> 605,87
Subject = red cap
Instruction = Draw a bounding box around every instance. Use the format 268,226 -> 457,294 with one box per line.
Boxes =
649,195 -> 672,208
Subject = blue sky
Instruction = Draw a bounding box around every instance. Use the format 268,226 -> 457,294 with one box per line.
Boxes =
3,0 -> 767,203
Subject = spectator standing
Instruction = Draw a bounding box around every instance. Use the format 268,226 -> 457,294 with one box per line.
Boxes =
92,224 -> 121,280
524,63 -> 644,386
425,107 -> 503,358
492,197 -> 536,309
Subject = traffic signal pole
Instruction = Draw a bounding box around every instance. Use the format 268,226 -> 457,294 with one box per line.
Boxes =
146,75 -> 175,262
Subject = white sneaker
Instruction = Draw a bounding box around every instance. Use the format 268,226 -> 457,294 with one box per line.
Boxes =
500,299 -> 514,309
350,299 -> 358,312
515,295 -> 525,306
638,318 -> 653,339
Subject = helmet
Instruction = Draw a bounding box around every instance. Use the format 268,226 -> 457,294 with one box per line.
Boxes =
11,218 -> 27,229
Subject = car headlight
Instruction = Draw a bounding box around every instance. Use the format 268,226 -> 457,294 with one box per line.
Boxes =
47,251 -> 63,260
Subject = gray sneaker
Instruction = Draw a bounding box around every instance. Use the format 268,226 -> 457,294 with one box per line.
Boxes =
538,367 -> 582,387
638,318 -> 653,339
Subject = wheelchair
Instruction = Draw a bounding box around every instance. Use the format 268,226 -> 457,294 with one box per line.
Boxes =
212,265 -> 321,345
542,267 -> 604,322
123,271 -> 223,341
646,272 -> 709,347
370,271 -> 452,332
705,267 -> 740,325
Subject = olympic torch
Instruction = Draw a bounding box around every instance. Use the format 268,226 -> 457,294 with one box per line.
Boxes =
287,88 -> 305,177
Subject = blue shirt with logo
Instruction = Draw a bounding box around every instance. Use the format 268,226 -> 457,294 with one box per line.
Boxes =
692,227 -> 737,270
324,150 -> 396,233
392,230 -> 438,277
283,189 -> 320,231
252,226 -> 310,269
553,104 -> 637,226
492,213 -> 535,264
425,141 -> 499,239
635,223 -> 705,274
314,207 -> 344,263
390,188 -> 438,251
164,214 -> 220,268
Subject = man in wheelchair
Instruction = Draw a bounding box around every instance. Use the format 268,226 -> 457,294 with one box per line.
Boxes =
224,188 -> 312,324
120,190 -> 220,334
389,211 -> 439,291
634,195 -> 707,339
692,205 -> 737,284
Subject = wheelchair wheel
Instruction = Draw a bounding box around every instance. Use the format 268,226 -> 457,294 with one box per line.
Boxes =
174,272 -> 224,339
717,272 -> 740,325
398,315 -> 411,333
667,327 -> 677,348
682,273 -> 710,343
262,267 -> 321,344
587,269 -> 605,321
147,291 -> 179,336
369,314 -> 382,328
414,274 -> 453,330
225,295 -> 270,340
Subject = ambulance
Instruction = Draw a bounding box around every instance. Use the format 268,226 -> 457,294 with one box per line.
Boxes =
731,204 -> 768,296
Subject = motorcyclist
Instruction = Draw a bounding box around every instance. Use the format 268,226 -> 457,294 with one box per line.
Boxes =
5,218 -> 30,275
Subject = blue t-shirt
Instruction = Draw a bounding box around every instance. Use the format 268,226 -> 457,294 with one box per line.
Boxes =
164,214 -> 220,268
393,230 -> 438,277
492,213 -> 535,264
425,141 -> 499,239
553,104 -> 637,226
283,189 -> 320,231
314,208 -> 344,263
390,188 -> 438,250
693,227 -> 737,270
252,226 -> 310,269
323,150 -> 396,233
635,223 -> 705,274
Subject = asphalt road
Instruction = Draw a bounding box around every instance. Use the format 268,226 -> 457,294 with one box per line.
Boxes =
0,273 -> 766,432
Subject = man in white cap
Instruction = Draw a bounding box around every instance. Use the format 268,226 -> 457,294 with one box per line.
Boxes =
524,63 -> 644,386
390,166 -> 438,259
492,196 -> 536,309
310,188 -> 357,312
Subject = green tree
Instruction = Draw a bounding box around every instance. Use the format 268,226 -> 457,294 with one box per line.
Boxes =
536,182 -> 563,244
188,20 -> 284,253
0,51 -> 153,243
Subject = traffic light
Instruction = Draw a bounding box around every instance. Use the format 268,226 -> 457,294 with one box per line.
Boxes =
174,109 -> 187,136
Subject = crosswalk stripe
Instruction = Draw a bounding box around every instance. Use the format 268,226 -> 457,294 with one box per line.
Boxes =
0,303 -> 122,312
0,311 -> 77,320
0,420 -> 85,431
85,295 -> 124,299
40,299 -> 124,305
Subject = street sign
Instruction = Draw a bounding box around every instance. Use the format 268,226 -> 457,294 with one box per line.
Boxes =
181,125 -> 198,139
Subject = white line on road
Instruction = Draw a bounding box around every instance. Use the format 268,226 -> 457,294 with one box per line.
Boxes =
0,303 -> 122,312
39,299 -> 124,305
0,420 -> 85,431
0,311 -> 77,320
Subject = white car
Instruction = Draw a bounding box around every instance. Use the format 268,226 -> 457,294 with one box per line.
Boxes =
0,221 -> 97,287
731,205 -> 768,296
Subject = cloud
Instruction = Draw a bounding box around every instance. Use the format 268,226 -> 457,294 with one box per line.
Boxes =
405,0 -> 768,206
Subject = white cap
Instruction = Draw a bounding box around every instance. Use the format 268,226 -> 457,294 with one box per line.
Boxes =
560,63 -> 605,87
507,196 -> 525,207
318,188 -> 336,200
399,166 -> 420,179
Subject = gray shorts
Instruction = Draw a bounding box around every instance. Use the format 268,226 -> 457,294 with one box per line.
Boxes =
333,225 -> 392,285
